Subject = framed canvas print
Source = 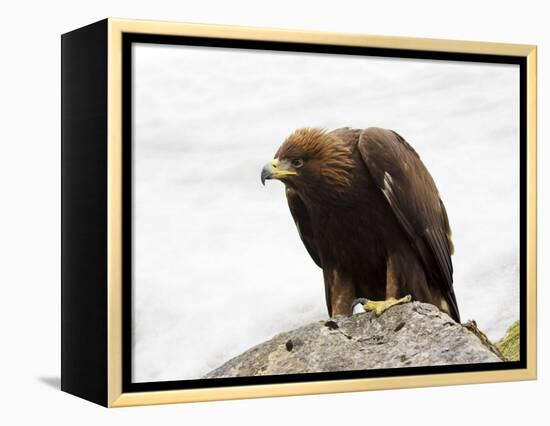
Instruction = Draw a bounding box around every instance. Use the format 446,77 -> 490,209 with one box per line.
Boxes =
61,18 -> 537,407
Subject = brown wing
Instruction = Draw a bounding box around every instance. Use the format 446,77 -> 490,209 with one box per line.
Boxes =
286,187 -> 334,312
358,127 -> 460,322
286,187 -> 322,268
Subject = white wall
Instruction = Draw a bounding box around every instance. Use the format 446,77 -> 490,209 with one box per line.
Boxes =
0,0 -> 546,425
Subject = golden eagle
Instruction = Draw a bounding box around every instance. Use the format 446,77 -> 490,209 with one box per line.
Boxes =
261,127 -> 460,322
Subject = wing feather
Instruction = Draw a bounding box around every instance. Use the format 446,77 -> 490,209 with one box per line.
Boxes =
286,187 -> 322,268
358,127 -> 460,322
286,188 -> 330,312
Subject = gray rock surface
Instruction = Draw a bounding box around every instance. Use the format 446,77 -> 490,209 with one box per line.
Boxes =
204,302 -> 502,378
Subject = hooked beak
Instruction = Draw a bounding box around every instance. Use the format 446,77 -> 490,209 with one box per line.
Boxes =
261,158 -> 297,185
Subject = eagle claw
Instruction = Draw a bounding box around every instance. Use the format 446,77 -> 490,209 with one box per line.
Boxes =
351,298 -> 369,315
352,295 -> 412,316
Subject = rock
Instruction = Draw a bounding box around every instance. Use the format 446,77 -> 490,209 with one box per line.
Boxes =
204,302 -> 502,378
496,321 -> 520,361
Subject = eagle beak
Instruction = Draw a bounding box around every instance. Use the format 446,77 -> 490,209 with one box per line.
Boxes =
261,163 -> 273,186
261,158 -> 297,185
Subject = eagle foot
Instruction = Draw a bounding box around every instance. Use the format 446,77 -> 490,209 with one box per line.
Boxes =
352,295 -> 412,316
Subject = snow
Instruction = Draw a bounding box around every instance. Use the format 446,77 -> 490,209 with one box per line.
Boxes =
132,43 -> 520,382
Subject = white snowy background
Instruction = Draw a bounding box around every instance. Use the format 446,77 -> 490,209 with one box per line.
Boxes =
132,43 -> 519,383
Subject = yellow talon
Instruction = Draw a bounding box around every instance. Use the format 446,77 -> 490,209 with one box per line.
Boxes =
364,294 -> 412,316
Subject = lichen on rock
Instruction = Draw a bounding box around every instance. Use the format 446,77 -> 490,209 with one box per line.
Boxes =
496,321 -> 520,362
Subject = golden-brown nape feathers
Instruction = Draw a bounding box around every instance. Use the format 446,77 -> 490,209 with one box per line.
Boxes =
277,127 -> 356,190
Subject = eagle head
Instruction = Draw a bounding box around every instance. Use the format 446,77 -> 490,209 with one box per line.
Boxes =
261,128 -> 355,196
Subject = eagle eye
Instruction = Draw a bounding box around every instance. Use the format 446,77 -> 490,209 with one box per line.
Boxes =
291,159 -> 304,168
